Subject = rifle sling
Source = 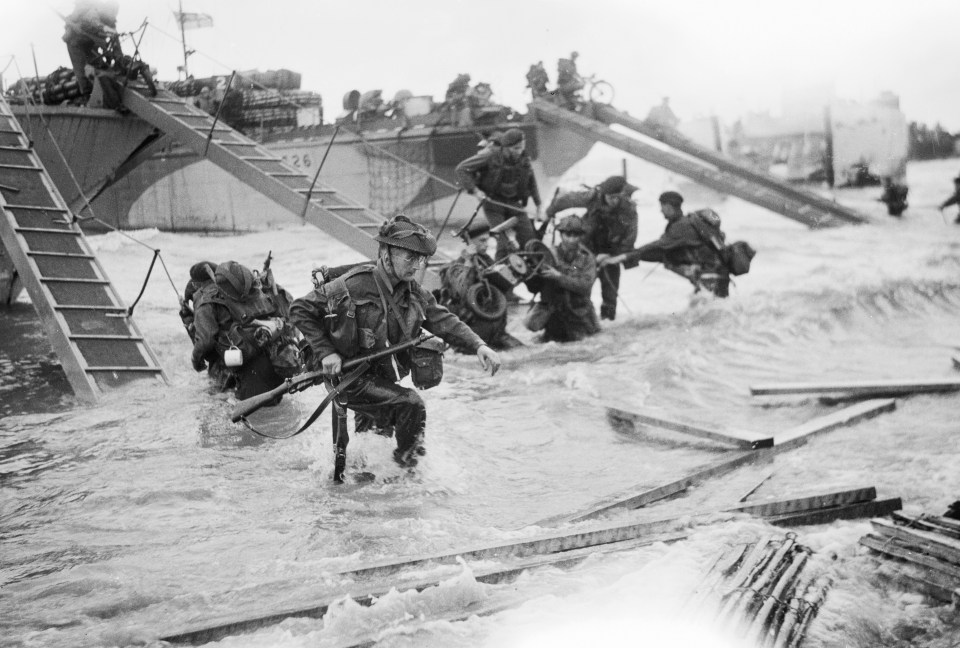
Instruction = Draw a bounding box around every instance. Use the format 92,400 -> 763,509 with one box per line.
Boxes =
292,361 -> 371,436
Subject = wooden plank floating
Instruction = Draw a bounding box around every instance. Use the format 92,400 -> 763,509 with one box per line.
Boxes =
605,405 -> 774,449
773,399 -> 896,450
726,486 -> 877,518
766,497 -> 902,527
340,516 -> 694,580
862,546 -> 960,603
539,400 -> 895,529
870,518 -> 960,566
860,535 -> 960,581
534,448 -> 772,527
891,512 -> 960,540
750,377 -> 960,397
160,532 -> 686,645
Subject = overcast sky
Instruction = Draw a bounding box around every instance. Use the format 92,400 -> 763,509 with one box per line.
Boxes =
2,0 -> 957,130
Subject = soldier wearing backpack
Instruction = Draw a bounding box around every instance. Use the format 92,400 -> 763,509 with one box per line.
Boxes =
601,191 -> 753,298
190,260 -> 303,399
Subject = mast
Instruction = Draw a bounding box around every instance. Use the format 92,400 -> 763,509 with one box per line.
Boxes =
178,0 -> 189,78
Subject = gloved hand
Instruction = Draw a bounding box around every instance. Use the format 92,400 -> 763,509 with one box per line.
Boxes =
192,355 -> 206,372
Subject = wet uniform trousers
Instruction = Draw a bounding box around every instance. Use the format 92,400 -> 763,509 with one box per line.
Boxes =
290,262 -> 484,459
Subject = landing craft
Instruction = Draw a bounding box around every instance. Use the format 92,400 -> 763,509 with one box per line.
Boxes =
7,68 -> 597,233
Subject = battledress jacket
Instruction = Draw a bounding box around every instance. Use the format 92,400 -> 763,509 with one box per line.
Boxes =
621,214 -> 725,271
454,148 -> 542,206
528,243 -> 599,334
546,189 -> 639,256
290,263 -> 484,381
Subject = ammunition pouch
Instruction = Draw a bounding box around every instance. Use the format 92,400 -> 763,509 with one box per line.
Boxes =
408,336 -> 445,389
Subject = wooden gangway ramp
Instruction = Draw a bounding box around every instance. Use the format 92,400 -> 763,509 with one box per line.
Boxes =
530,99 -> 868,228
0,93 -> 166,402
118,86 -> 449,285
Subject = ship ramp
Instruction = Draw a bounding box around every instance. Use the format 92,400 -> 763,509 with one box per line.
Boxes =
529,99 -> 867,228
0,93 -> 167,403
117,86 -> 448,284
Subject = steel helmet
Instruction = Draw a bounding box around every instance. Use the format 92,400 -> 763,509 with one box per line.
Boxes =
375,215 -> 438,256
215,260 -> 256,301
555,214 -> 586,234
189,260 -> 219,282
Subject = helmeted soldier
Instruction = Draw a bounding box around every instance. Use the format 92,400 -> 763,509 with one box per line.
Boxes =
290,215 -> 501,468
555,51 -> 583,110
455,127 -> 543,261
547,175 -> 639,320
602,191 -> 731,298
179,260 -> 218,341
526,61 -> 549,99
191,260 -> 302,399
524,215 -> 600,342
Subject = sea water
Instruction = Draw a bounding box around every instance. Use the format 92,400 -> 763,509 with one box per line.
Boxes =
2,156 -> 959,647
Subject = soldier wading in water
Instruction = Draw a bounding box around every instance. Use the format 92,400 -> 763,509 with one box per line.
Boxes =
291,215 -> 501,468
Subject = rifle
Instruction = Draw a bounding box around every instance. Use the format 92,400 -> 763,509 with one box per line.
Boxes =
230,332 -> 433,423
260,250 -> 276,295
536,187 -> 560,240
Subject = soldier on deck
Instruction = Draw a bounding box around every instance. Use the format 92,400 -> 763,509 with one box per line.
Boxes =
61,0 -> 119,98
555,51 -> 584,110
526,61 -> 550,99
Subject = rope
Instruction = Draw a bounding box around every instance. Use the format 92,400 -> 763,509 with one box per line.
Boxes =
124,248 -> 159,316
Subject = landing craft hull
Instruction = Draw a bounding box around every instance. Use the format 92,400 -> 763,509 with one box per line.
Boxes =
11,105 -> 596,233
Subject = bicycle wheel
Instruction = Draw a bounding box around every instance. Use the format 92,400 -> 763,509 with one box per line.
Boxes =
589,80 -> 615,105
466,282 -> 507,321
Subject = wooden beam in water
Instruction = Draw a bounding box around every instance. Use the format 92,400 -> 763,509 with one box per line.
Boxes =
159,532 -> 686,645
871,518 -> 960,566
765,497 -> 902,526
750,378 -> 960,397
860,534 -> 960,581
534,449 -> 773,527
773,399 -> 896,450
862,550 -> 960,603
340,516 -> 695,580
726,486 -> 877,518
605,405 -> 773,449
541,400 -> 894,529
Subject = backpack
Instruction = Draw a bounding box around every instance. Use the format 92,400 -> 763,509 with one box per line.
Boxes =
724,241 -> 756,276
689,209 -> 756,276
